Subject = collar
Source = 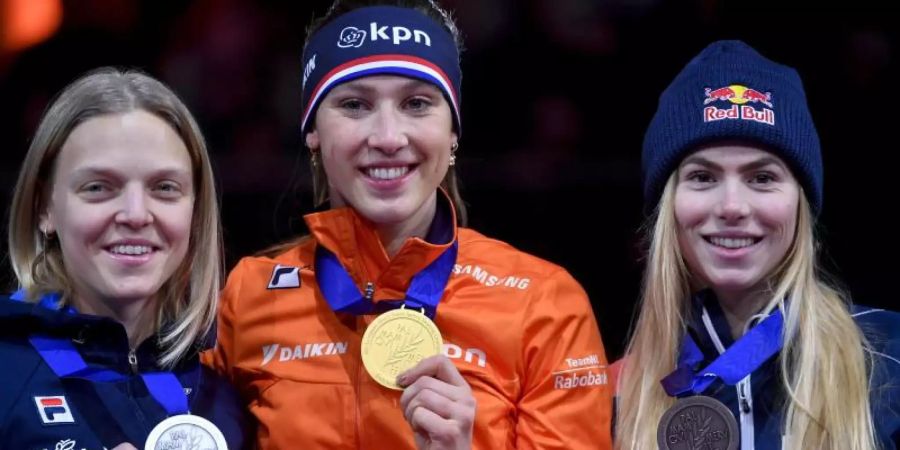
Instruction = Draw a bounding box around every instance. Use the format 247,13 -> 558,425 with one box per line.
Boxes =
304,190 -> 457,303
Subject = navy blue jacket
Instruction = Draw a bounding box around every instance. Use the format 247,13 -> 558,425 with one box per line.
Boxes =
0,295 -> 250,450
686,291 -> 900,449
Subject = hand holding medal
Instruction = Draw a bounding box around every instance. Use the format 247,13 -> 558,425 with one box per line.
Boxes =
359,307 -> 475,450
360,306 -> 444,389
318,218 -> 474,448
397,355 -> 475,450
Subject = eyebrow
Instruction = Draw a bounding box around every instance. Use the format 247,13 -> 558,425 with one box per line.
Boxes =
680,155 -> 788,172
69,166 -> 192,180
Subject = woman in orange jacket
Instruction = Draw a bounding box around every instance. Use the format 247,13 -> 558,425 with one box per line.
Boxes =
203,0 -> 613,449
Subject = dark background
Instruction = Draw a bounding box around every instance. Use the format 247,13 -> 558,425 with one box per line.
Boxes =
1,0 -> 897,359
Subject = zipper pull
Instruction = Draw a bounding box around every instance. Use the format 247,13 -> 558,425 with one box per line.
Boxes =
128,348 -> 138,374
364,282 -> 375,301
738,382 -> 752,413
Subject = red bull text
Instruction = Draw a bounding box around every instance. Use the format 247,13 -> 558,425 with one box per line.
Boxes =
702,84 -> 775,126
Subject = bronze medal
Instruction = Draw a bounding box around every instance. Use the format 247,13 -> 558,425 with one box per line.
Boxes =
657,396 -> 739,450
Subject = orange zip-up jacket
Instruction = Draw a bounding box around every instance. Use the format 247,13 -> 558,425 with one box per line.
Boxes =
204,201 -> 612,449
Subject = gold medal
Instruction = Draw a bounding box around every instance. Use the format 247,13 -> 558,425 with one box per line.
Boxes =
361,306 -> 443,390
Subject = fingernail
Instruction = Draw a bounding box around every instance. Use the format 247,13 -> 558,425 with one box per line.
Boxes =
396,374 -> 408,386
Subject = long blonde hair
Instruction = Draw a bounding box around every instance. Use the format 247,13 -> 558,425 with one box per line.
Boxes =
615,174 -> 876,450
7,67 -> 223,368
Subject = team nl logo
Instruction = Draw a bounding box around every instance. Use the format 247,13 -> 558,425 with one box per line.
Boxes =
702,84 -> 774,126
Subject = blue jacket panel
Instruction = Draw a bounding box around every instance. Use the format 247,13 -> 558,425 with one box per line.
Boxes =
684,292 -> 900,449
0,295 -> 251,450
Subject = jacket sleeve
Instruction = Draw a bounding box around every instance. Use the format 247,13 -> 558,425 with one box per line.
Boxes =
201,258 -> 247,381
514,268 -> 613,450
865,310 -> 900,450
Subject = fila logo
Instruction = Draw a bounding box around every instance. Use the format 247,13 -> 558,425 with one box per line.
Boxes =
34,396 -> 75,425
268,265 -> 300,289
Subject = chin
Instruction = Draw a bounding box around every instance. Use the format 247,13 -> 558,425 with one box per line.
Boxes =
355,199 -> 420,225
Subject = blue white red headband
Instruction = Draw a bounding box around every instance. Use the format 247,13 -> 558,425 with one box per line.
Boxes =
301,6 -> 462,136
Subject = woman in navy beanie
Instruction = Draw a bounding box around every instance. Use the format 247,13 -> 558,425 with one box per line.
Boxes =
614,40 -> 899,450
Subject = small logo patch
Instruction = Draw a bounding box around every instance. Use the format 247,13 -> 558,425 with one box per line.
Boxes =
34,396 -> 75,425
702,84 -> 775,126
337,26 -> 367,48
268,265 -> 301,289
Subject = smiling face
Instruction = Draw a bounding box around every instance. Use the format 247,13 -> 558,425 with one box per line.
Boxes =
305,75 -> 457,228
41,110 -> 195,311
674,143 -> 800,297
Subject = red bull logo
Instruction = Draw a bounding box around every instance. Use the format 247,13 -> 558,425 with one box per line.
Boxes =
703,84 -> 774,125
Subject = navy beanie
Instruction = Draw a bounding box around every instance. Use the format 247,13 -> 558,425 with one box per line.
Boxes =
642,40 -> 823,213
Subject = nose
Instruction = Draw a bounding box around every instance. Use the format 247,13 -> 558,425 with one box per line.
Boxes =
115,184 -> 153,228
366,106 -> 408,154
714,178 -> 751,223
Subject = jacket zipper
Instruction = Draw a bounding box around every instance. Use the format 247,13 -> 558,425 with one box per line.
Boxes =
128,348 -> 139,374
701,307 -> 755,450
357,283 -> 373,448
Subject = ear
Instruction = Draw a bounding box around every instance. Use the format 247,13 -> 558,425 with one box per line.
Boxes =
305,130 -> 320,150
38,210 -> 55,236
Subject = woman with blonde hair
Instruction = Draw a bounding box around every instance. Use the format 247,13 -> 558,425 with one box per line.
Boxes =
0,68 -> 247,450
615,40 -> 899,450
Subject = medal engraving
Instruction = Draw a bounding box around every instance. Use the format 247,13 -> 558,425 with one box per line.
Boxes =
361,308 -> 443,390
145,414 -> 228,450
657,396 -> 739,450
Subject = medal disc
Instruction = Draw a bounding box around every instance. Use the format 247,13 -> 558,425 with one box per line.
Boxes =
145,414 -> 228,450
657,396 -> 739,450
361,308 -> 443,390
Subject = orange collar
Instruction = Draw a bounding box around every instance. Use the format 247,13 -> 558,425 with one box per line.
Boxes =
304,192 -> 457,303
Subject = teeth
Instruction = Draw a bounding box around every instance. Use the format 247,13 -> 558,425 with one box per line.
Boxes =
710,237 -> 756,249
366,166 -> 409,180
110,245 -> 153,255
